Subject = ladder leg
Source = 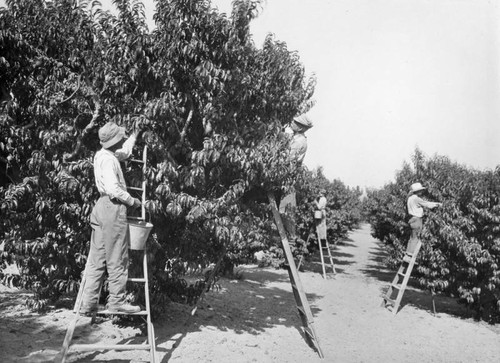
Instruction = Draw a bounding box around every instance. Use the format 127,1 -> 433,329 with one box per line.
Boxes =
325,239 -> 336,274
317,228 -> 327,279
143,250 -> 156,363
56,272 -> 87,363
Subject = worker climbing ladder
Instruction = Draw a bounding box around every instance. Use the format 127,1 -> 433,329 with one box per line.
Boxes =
56,146 -> 157,363
316,225 -> 336,279
268,193 -> 324,358
381,239 -> 422,315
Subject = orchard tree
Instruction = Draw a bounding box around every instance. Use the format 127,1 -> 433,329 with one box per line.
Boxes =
0,0 -> 318,310
365,149 -> 500,323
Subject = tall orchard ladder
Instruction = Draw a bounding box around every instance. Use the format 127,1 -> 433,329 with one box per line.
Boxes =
268,192 -> 324,358
56,146 -> 157,362
381,239 -> 422,315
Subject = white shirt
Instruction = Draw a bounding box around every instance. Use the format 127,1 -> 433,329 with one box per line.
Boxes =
407,194 -> 440,218
290,133 -> 307,163
94,135 -> 136,206
316,196 -> 327,210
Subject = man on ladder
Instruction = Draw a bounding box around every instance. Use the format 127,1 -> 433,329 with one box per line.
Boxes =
269,114 -> 324,358
382,182 -> 442,314
278,114 -> 313,254
314,190 -> 336,278
80,121 -> 143,314
406,182 -> 442,255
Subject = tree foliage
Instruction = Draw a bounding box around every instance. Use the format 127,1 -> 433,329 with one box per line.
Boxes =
364,149 -> 500,323
0,0 -> 320,309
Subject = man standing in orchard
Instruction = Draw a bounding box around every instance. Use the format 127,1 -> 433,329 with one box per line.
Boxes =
314,189 -> 328,242
406,182 -> 442,254
80,121 -> 142,314
279,114 -> 313,240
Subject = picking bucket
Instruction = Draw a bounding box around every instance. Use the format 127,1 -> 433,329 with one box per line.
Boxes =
127,220 -> 153,250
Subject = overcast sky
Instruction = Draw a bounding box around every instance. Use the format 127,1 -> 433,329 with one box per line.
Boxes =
3,0 -> 499,189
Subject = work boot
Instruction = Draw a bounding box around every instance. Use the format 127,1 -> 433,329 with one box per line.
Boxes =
106,303 -> 141,314
80,303 -> 97,316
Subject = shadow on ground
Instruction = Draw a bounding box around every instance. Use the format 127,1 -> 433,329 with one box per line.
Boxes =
358,236 -> 478,321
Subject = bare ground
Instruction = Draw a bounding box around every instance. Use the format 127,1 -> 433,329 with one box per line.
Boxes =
1,224 -> 499,362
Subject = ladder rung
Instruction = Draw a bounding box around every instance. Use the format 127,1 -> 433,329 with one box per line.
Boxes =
391,284 -> 401,289
398,271 -> 406,277
129,159 -> 145,164
70,344 -> 150,351
128,277 -> 147,283
96,309 -> 148,316
127,216 -> 145,220
127,186 -> 144,191
383,296 -> 395,305
403,256 -> 412,263
291,283 -> 298,291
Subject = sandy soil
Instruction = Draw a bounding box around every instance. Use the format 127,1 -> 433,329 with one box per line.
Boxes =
1,224 -> 499,363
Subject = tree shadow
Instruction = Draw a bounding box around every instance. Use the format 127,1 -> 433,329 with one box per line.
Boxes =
1,266 -> 325,362
152,266 -> 323,361
0,290 -> 73,362
300,249 -> 355,275
360,239 -> 479,321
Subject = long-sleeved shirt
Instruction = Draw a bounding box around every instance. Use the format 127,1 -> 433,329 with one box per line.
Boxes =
94,134 -> 136,206
315,196 -> 327,210
407,194 -> 440,218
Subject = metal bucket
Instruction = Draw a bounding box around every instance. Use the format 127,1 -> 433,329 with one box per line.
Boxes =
128,220 -> 153,250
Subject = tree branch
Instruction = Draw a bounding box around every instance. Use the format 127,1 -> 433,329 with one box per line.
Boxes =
63,96 -> 101,161
179,108 -> 193,144
58,75 -> 81,105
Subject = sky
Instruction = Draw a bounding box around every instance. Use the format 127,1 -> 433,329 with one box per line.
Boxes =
2,0 -> 499,189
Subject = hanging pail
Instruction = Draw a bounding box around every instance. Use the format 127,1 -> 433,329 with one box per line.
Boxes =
314,210 -> 323,219
127,220 -> 153,250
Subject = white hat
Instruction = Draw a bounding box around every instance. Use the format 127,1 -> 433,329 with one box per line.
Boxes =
99,122 -> 126,149
410,182 -> 426,194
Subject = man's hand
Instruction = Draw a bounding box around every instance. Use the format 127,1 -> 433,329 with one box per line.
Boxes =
131,198 -> 141,209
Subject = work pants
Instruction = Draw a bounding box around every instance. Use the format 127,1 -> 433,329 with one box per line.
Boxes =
406,216 -> 422,254
279,191 -> 297,240
81,196 -> 129,309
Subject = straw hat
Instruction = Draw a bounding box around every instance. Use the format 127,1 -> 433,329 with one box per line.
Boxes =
293,114 -> 313,129
99,122 -> 126,149
410,182 -> 426,194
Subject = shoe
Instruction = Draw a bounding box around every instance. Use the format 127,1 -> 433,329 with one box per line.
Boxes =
402,255 -> 412,263
80,304 -> 98,316
106,303 -> 141,314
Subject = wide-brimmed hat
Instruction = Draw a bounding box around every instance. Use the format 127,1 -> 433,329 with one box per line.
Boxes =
99,122 -> 126,149
410,182 -> 426,194
293,114 -> 313,129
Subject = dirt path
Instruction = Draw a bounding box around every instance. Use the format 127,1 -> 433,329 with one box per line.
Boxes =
1,224 -> 499,362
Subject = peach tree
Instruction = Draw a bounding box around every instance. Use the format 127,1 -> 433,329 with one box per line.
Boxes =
364,149 -> 500,323
0,0 -> 317,309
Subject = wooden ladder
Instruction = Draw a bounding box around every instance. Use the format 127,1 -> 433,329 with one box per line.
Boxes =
268,193 -> 324,358
56,146 -> 156,362
381,240 -> 422,315
316,226 -> 336,279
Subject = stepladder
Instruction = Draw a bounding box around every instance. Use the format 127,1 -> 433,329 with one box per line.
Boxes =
268,192 -> 324,358
381,239 -> 422,315
316,223 -> 336,279
56,146 -> 157,362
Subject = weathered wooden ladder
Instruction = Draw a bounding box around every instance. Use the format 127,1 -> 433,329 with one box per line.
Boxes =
381,240 -> 422,315
268,193 -> 324,358
316,226 -> 336,279
56,146 -> 156,363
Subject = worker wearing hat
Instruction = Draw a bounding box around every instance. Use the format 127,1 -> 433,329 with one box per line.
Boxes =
288,114 -> 313,163
80,121 -> 142,314
406,182 -> 442,254
314,189 -> 328,241
279,113 -> 313,241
